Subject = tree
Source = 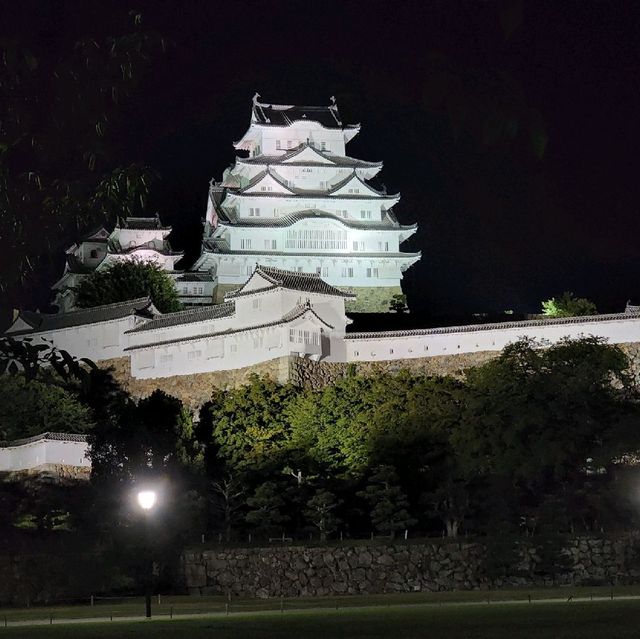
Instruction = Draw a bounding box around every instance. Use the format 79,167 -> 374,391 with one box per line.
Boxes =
202,375 -> 300,470
358,465 -> 416,537
76,260 -> 182,313
304,489 -> 341,541
541,291 -> 597,317
454,337 -> 639,491
389,293 -> 409,313
245,481 -> 288,535
88,389 -> 201,481
0,375 -> 94,441
209,473 -> 247,542
0,10 -> 166,313
0,336 -> 95,386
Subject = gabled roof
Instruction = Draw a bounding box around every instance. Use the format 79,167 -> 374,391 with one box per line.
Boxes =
125,302 -> 235,334
281,144 -> 335,165
238,168 -> 296,195
6,297 -> 155,336
236,145 -> 382,169
327,171 -> 391,198
225,265 -> 356,299
79,226 -> 111,242
228,169 -> 398,201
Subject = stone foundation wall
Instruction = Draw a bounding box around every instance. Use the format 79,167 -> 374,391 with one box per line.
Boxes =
342,286 -> 404,313
183,535 -> 640,598
98,356 -> 291,411
289,351 -> 497,389
97,343 -> 640,409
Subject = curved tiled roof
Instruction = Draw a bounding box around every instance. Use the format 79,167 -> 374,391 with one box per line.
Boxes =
125,303 -> 333,351
125,302 -> 235,334
252,100 -> 343,128
236,168 -> 396,200
346,312 -> 640,340
236,145 -> 382,169
203,244 -> 422,261
117,215 -> 171,231
217,209 -> 415,231
8,297 -> 154,335
226,265 -> 355,299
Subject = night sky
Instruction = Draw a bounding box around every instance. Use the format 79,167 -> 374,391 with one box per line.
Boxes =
5,1 -> 640,319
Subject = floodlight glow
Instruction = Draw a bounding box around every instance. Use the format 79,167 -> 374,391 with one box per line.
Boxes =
137,490 -> 157,511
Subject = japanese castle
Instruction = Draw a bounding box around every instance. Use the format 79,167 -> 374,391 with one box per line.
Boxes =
49,96 -> 420,314
193,95 -> 421,312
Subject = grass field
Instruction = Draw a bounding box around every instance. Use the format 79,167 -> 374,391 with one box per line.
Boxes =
3,585 -> 640,623
3,599 -> 640,638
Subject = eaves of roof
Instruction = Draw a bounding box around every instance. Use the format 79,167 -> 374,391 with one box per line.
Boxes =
125,304 -> 332,351
345,312 -> 640,340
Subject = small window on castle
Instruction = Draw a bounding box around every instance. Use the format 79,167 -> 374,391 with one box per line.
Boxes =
229,344 -> 237,353
321,141 -> 326,150
276,140 -> 282,150
182,286 -> 188,294
424,345 -> 429,351
187,350 -> 202,360
197,287 -> 203,294
90,249 -> 98,258
354,350 -> 359,356
252,298 -> 262,310
389,349 -> 394,354
159,354 -> 173,364
457,345 -> 460,349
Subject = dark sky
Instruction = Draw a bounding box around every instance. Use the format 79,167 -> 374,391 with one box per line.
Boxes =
5,0 -> 640,318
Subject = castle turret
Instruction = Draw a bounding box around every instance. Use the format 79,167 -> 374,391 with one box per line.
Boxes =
195,96 -> 421,312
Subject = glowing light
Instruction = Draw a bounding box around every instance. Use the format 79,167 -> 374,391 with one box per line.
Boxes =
137,490 -> 157,511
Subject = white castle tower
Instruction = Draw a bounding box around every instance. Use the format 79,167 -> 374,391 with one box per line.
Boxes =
194,95 -> 421,312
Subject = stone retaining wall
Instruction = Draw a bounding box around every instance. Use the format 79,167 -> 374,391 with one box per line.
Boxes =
183,536 -> 640,598
99,344 -> 640,409
98,355 -> 291,411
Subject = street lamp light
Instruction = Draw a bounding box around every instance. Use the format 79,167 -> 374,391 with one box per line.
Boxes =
136,488 -> 158,618
137,490 -> 157,511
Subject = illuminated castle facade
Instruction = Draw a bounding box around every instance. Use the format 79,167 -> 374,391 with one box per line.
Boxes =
194,95 -> 420,312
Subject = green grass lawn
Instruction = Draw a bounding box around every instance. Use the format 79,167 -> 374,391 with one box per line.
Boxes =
3,584 -> 640,623
3,600 -> 640,639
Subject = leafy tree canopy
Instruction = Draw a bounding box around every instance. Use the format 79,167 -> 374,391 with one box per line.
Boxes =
201,375 -> 300,470
0,375 -> 94,441
542,291 -> 598,317
89,389 -> 201,482
454,337 -> 638,485
75,260 -> 182,313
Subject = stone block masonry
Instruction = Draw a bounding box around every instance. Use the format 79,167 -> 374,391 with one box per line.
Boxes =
99,355 -> 292,411
183,536 -> 640,598
98,343 -> 640,410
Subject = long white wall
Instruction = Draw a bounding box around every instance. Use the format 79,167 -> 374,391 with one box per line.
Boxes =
340,313 -> 640,363
0,435 -> 89,472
